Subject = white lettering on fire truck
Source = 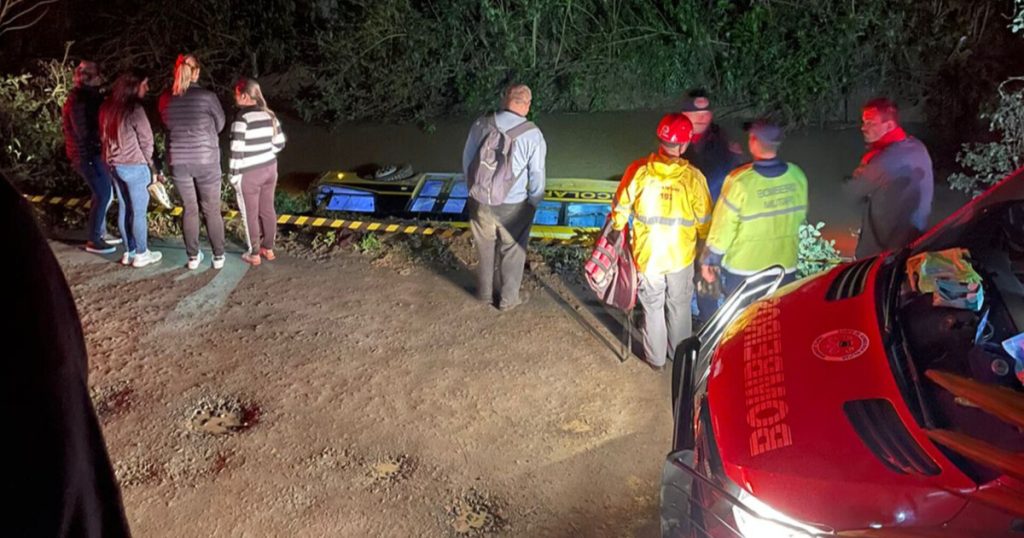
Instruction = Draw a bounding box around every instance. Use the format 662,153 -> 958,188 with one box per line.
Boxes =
742,298 -> 793,456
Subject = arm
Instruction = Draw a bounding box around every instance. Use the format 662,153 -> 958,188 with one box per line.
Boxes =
210,92 -> 226,133
611,162 -> 643,231
844,160 -> 883,200
461,118 -> 484,177
525,131 -> 547,206
228,114 -> 247,179
703,181 -> 743,267
271,116 -> 286,153
133,107 -> 155,169
692,170 -> 713,241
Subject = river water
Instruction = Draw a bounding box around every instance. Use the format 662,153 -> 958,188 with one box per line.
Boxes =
276,111 -> 969,256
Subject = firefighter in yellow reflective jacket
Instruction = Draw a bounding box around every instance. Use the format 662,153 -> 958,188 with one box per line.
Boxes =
611,113 -> 712,371
700,120 -> 808,295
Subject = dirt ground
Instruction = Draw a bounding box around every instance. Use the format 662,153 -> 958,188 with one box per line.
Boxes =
56,232 -> 672,537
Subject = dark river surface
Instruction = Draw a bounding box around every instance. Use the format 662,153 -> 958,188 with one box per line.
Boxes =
276,111 -> 969,256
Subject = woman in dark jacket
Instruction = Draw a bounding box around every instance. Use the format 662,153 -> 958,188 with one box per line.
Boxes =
157,54 -> 226,270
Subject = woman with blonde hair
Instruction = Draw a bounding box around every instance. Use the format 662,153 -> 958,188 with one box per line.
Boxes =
99,69 -> 162,267
229,77 -> 286,266
157,54 -> 227,270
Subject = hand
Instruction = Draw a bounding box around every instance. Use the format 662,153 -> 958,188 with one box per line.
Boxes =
155,172 -> 167,184
701,264 -> 718,283
605,228 -> 622,246
229,174 -> 242,188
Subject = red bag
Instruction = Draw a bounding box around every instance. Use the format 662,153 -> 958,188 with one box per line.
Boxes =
584,216 -> 637,312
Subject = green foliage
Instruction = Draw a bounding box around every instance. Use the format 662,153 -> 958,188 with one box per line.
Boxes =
311,229 -> 339,252
274,190 -> 313,215
356,232 -> 383,255
798,221 -> 842,278
947,78 -> 1024,197
1013,0 -> 1024,34
0,50 -> 75,192
395,234 -> 458,268
536,243 -> 588,279
293,0 -> 1006,125
91,0 -> 300,95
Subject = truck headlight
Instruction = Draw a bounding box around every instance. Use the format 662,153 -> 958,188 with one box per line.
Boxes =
733,489 -> 822,538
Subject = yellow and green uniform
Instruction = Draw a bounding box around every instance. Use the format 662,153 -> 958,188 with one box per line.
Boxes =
611,153 -> 712,275
704,158 -> 808,275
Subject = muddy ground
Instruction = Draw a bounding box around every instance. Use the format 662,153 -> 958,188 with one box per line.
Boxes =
58,231 -> 671,538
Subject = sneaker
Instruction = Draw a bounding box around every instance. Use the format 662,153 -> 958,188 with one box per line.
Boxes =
212,255 -> 225,270
120,250 -> 136,266
498,290 -> 530,311
187,250 -> 204,270
259,248 -> 276,261
132,250 -> 163,268
102,234 -> 123,245
241,252 -> 261,266
85,240 -> 117,254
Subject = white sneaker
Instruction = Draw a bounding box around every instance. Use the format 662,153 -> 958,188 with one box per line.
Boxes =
187,250 -> 204,270
120,251 -> 136,266
132,250 -> 163,268
103,234 -> 123,245
212,255 -> 225,270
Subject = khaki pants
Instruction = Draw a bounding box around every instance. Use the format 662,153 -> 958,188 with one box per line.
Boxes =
638,266 -> 694,366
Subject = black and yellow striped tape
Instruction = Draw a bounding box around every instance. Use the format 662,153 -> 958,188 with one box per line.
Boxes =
24,194 -> 589,246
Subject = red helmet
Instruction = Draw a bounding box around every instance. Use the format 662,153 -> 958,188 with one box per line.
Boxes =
656,113 -> 693,144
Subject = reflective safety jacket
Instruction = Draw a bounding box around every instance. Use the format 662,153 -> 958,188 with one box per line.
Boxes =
611,153 -> 712,275
704,158 -> 808,275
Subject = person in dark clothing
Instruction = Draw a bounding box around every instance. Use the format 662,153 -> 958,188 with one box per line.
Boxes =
681,91 -> 744,204
844,98 -> 934,259
681,90 -> 744,323
1,172 -> 132,537
62,61 -> 124,254
158,54 -> 227,270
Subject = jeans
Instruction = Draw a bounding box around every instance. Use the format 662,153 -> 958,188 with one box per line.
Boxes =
112,164 -> 151,254
74,158 -> 121,243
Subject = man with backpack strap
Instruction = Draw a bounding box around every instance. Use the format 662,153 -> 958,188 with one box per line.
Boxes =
611,114 -> 713,371
462,84 -> 547,311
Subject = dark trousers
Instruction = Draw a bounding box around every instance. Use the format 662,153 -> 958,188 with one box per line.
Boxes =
171,162 -> 225,257
468,199 -> 536,308
235,162 -> 278,255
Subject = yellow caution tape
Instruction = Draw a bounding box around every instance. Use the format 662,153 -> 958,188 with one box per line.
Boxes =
25,193 -> 591,245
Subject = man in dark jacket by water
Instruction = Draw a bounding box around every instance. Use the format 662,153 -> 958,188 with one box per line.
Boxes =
681,90 -> 743,323
844,98 -> 934,259
681,90 -> 744,204
62,61 -> 123,254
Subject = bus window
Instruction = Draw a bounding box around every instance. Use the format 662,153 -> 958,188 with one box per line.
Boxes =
318,186 -> 376,213
534,200 -> 562,225
420,179 -> 445,197
566,202 -> 610,227
450,180 -> 469,198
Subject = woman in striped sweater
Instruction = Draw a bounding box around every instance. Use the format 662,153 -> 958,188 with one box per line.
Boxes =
229,78 -> 286,266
